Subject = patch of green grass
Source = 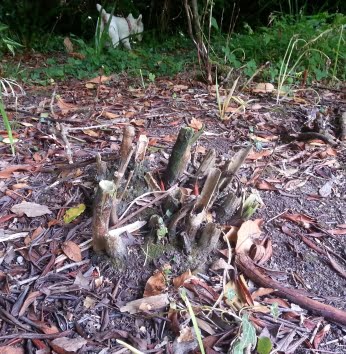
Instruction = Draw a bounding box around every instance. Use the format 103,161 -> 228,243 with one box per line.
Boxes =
2,13 -> 343,86
1,33 -> 194,85
213,12 -> 346,83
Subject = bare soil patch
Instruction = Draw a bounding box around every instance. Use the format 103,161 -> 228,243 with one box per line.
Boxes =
0,71 -> 345,353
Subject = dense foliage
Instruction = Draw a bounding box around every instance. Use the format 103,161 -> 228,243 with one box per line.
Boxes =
0,0 -> 345,84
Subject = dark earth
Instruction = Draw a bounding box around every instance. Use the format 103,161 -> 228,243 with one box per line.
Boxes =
0,67 -> 345,353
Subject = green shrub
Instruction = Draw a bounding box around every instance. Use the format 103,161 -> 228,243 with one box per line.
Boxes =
0,22 -> 22,56
214,12 -> 346,82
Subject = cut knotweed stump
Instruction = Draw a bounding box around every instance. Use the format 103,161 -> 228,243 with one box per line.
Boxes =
92,125 -> 252,271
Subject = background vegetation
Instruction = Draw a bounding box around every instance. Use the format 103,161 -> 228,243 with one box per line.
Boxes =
0,0 -> 345,85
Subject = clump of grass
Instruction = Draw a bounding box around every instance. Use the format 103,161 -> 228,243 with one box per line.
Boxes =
213,12 -> 346,84
0,79 -> 25,156
0,95 -> 15,155
1,33 -> 193,85
276,30 -> 332,102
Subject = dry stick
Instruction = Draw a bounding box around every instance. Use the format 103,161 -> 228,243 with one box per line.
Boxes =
242,62 -> 270,89
341,111 -> 346,142
110,186 -> 177,230
64,118 -> 129,131
110,125 -> 135,225
118,170 -> 134,202
49,85 -> 58,118
236,254 -> 346,326
17,260 -> 90,287
92,181 -> 116,252
96,153 -> 107,180
60,123 -> 74,164
40,153 -> 119,173
183,0 -> 194,41
0,307 -> 31,331
295,132 -> 338,146
0,330 -> 73,341
164,127 -> 194,187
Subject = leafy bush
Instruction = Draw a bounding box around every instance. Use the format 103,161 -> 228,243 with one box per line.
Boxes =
0,23 -> 22,56
214,12 -> 346,82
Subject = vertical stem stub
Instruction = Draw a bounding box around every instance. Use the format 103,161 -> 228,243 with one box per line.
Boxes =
164,127 -> 194,187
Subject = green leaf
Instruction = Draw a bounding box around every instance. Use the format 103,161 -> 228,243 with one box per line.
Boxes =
63,203 -> 86,224
211,17 -> 219,30
231,314 -> 256,354
270,302 -> 279,320
148,72 -> 155,82
257,337 -> 273,354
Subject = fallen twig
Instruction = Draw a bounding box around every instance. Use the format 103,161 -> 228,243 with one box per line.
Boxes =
0,330 -> 72,340
236,254 -> 346,326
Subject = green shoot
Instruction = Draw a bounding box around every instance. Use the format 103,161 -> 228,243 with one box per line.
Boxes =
0,94 -> 15,156
215,75 -> 242,120
139,69 -> 145,88
181,289 -> 205,354
95,4 -> 116,57
332,24 -> 344,82
277,32 -> 331,102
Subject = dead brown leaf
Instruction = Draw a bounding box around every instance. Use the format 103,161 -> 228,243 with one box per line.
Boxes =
120,294 -> 169,314
61,241 -> 82,262
0,165 -> 34,179
63,37 -> 74,53
246,149 -> 272,160
249,237 -> 272,265
313,324 -> 330,349
330,227 -> 346,235
183,278 -> 219,303
69,52 -> 85,60
11,183 -> 29,190
189,117 -> 203,131
255,180 -> 277,191
50,336 -> 87,354
102,111 -> 120,119
11,202 -> 52,218
143,270 -> 166,297
251,287 -> 275,300
252,83 -> 275,93
319,147 -> 337,158
0,214 -> 16,224
327,253 -> 346,279
131,118 -> 145,126
263,297 -> 290,308
87,75 -> 113,84
18,291 -> 42,316
173,270 -> 192,288
224,226 -> 239,243
82,129 -> 99,137
224,279 -> 248,309
237,275 -> 254,306
57,97 -> 79,115
195,145 -> 207,154
0,347 -> 24,354
211,258 -> 233,271
173,84 -> 188,91
281,212 -> 316,229
251,103 -> 262,110
235,219 -> 262,254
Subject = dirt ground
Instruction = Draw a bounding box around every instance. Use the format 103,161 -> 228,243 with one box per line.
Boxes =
0,71 -> 345,353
